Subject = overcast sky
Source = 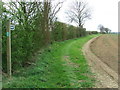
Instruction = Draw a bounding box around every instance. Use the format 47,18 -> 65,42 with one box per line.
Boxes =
3,0 -> 119,32
57,0 -> 119,32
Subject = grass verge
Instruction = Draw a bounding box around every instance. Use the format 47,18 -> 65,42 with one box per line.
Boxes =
3,34 -> 100,88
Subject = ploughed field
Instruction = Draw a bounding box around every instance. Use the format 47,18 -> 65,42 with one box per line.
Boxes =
90,34 -> 118,73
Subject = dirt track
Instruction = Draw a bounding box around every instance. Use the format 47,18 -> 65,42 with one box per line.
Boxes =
83,35 -> 118,88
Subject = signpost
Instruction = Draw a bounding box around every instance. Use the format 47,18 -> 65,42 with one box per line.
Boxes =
6,19 -> 11,77
6,19 -> 15,77
10,25 -> 15,30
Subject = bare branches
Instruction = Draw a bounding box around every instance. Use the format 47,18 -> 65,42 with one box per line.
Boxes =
66,0 -> 91,27
49,1 -> 64,22
98,24 -> 111,33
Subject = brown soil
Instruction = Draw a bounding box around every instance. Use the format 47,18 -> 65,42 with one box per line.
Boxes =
82,35 -> 118,88
90,34 -> 118,73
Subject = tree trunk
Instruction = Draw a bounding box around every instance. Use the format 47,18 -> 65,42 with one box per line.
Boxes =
43,0 -> 51,45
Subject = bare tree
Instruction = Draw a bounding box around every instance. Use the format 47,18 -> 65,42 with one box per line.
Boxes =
104,28 -> 110,34
49,1 -> 64,30
66,0 -> 91,28
98,24 -> 111,34
43,0 -> 64,44
98,24 -> 105,33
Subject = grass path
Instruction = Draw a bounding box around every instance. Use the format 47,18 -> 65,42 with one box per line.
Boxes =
3,35 -> 99,88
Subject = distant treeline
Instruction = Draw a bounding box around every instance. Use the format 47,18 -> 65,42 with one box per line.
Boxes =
1,1 -> 98,73
110,32 -> 120,34
87,31 -> 99,34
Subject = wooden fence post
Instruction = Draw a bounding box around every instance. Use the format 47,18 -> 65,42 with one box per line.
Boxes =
6,19 -> 11,77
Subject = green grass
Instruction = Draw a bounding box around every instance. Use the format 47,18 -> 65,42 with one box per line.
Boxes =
3,34 -> 100,88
